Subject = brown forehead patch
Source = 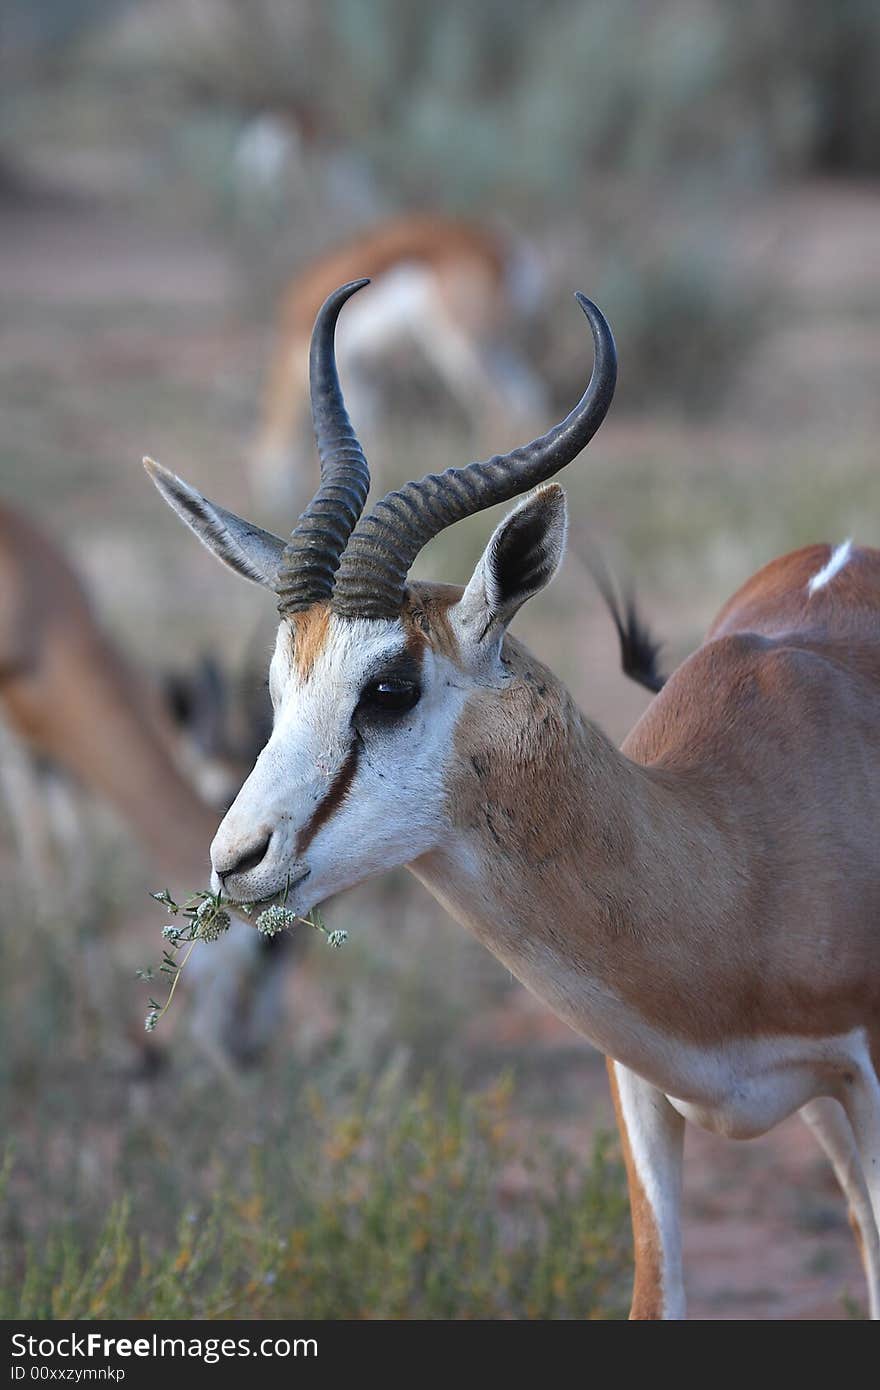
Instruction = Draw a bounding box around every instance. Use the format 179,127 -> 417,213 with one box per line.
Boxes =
288,603 -> 331,678
287,587 -> 462,675
401,583 -> 463,664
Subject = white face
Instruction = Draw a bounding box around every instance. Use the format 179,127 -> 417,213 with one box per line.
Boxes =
147,454 -> 567,917
209,611 -> 471,914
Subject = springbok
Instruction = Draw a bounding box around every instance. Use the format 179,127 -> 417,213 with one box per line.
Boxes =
0,503 -> 283,1065
146,279 -> 880,1319
250,214 -> 544,512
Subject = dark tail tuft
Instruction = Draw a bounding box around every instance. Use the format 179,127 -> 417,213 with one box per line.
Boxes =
580,547 -> 666,694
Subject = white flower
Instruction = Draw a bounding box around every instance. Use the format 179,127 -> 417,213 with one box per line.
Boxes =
255,904 -> 299,936
197,907 -> 231,942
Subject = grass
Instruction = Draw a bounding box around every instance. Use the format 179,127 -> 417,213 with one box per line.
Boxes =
0,842 -> 629,1321
0,1074 -> 630,1320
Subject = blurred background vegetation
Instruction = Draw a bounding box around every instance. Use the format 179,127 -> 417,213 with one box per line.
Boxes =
2,0 -> 879,1318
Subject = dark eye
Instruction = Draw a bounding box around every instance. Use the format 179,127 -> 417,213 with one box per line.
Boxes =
358,678 -> 421,714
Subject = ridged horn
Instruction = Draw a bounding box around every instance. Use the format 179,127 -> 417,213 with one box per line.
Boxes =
330,293 -> 616,620
275,279 -> 372,613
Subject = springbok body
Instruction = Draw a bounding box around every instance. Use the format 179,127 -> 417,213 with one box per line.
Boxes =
250,214 -> 544,512
0,504 -> 228,888
0,504 -> 282,1064
148,280 -> 880,1318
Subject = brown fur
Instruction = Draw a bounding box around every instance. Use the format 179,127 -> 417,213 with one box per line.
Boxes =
289,604 -> 332,679
850,1205 -> 867,1265
400,583 -> 464,665
280,215 -> 506,336
708,543 -> 875,644
0,504 -> 220,881
408,549 -> 880,1054
253,216 -> 509,475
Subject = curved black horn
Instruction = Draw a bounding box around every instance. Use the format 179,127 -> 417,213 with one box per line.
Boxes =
330,293 -> 617,620
275,279 -> 372,613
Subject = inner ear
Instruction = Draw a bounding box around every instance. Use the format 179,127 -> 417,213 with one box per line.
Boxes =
489,503 -> 560,609
459,484 -> 568,641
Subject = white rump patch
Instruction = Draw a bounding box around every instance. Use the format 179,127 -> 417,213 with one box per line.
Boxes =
807,539 -> 853,595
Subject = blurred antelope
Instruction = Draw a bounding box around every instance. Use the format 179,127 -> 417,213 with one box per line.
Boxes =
250,214 -> 544,512
148,280 -> 880,1319
0,503 -> 280,1065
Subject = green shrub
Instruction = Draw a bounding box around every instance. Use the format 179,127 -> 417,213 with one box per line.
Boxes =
0,1077 -> 630,1320
143,0 -> 880,206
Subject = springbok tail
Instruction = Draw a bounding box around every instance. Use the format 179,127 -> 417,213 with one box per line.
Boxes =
577,543 -> 666,694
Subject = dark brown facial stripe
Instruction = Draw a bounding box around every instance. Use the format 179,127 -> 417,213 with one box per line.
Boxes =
295,742 -> 360,857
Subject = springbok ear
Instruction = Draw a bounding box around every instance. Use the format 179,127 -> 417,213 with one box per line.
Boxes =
456,484 -> 568,642
144,458 -> 286,589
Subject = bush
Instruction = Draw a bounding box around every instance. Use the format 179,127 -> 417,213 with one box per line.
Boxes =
0,1077 -> 631,1320
138,0 -> 880,209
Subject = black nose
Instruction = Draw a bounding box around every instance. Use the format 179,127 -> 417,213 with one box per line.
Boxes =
217,832 -> 272,882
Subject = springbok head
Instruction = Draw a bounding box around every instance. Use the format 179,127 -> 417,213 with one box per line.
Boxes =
146,280 -> 616,914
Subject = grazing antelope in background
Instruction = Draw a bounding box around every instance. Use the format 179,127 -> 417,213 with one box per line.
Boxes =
147,280 -> 880,1319
161,651 -> 271,811
0,504 -> 282,1065
250,214 -> 544,512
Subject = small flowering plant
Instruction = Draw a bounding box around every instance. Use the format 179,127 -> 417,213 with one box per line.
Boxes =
140,883 -> 345,1032
254,901 -> 347,949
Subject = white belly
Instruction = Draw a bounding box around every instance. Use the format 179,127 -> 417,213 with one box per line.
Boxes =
487,938 -> 870,1138
548,971 -> 868,1137
662,1029 -> 869,1138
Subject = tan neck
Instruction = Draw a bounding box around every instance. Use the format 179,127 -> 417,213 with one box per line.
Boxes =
410,644 -> 749,1074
